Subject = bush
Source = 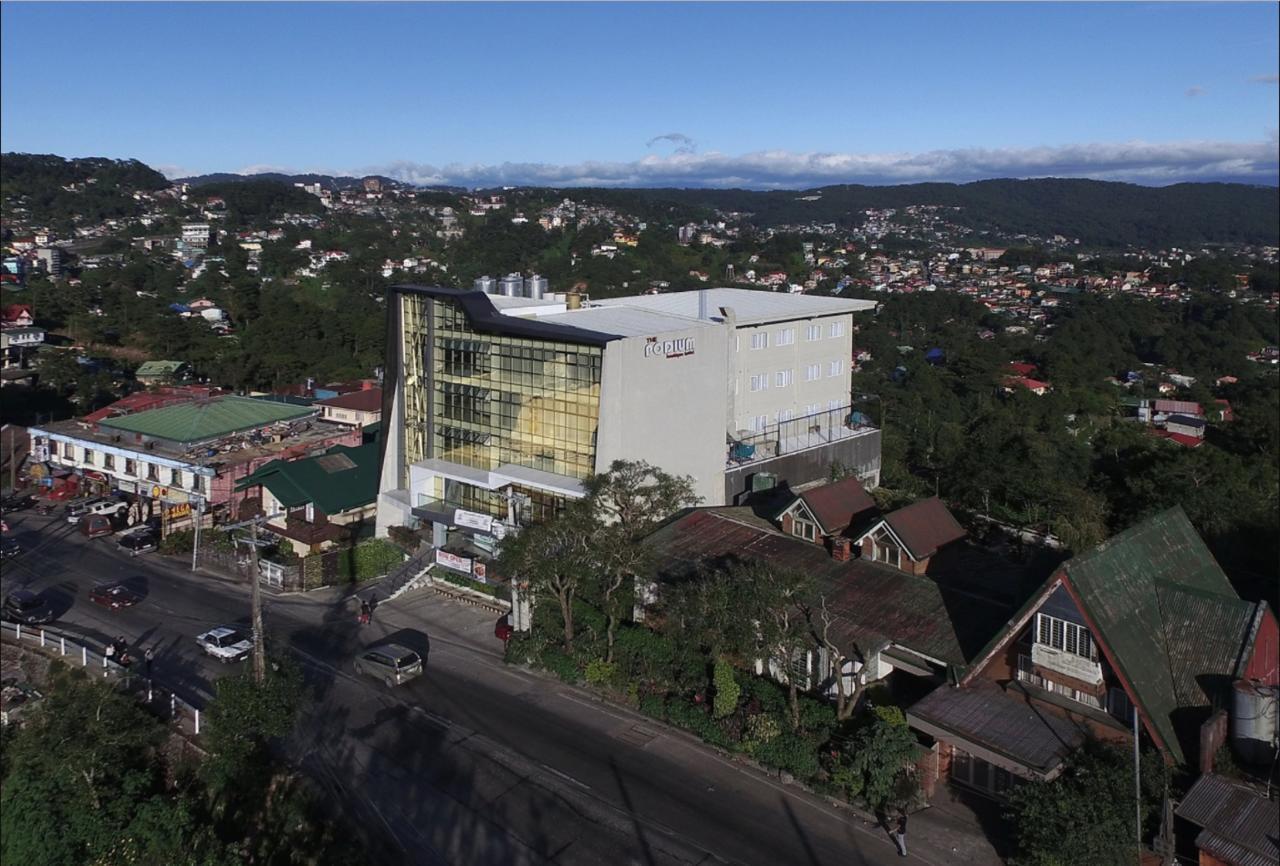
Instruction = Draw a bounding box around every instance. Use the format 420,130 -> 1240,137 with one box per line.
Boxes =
539,647 -> 580,684
712,658 -> 741,720
754,734 -> 821,780
584,659 -> 619,688
387,524 -> 420,553
638,693 -> 667,720
352,539 -> 405,580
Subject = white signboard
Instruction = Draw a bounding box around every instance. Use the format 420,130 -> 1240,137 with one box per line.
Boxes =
435,549 -> 473,574
1031,643 -> 1103,685
454,508 -> 494,532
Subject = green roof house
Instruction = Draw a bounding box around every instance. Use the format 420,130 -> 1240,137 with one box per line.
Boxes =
234,443 -> 379,555
135,360 -> 192,385
908,507 -> 1279,799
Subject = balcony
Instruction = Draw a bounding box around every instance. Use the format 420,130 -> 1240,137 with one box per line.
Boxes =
727,404 -> 877,469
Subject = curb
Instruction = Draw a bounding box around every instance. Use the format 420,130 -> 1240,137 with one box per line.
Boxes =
425,581 -> 509,614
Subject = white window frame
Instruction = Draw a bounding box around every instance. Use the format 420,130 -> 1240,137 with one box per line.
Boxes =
776,327 -> 795,346
829,360 -> 843,377
750,374 -> 768,392
792,518 -> 818,542
750,332 -> 768,350
805,324 -> 822,342
775,369 -> 792,388
828,320 -> 845,338
805,363 -> 820,382
1035,613 -> 1098,662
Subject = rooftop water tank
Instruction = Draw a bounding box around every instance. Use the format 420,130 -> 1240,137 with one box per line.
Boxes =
1231,680 -> 1280,766
524,274 -> 548,299
499,273 -> 523,297
473,275 -> 497,294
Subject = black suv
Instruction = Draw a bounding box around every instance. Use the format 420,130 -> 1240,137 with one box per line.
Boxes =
2,590 -> 55,625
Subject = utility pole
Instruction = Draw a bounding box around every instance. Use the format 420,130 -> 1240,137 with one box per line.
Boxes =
190,496 -> 203,573
250,519 -> 265,684
1133,709 -> 1142,864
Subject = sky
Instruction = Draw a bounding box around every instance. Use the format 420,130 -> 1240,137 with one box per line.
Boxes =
1,2 -> 1278,189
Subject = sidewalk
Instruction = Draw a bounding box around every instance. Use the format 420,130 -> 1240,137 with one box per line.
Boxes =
379,585 -> 1006,865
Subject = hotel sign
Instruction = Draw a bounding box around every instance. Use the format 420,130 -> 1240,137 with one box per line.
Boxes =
644,336 -> 695,359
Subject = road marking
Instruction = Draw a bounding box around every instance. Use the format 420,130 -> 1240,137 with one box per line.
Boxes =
539,762 -> 591,791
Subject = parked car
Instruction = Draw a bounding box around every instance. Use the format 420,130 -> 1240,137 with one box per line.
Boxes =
89,582 -> 142,610
80,513 -> 124,538
0,494 -> 36,513
65,498 -> 109,524
196,626 -> 253,663
117,528 -> 159,556
1,539 -> 20,560
353,643 -> 423,687
1,590 -> 54,625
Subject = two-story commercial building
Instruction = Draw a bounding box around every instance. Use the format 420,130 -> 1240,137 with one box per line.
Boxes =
376,285 -> 881,544
29,395 -> 361,533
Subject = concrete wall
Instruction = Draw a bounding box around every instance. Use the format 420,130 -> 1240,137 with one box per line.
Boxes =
730,313 -> 852,433
596,325 -> 729,507
724,428 -> 880,504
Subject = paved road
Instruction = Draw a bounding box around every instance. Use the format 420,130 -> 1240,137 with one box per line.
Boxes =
1,509 -> 1000,866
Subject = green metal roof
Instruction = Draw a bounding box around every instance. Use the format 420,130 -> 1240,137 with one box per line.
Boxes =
99,395 -> 314,444
234,443 -> 378,516
135,360 -> 189,377
1045,507 -> 1252,764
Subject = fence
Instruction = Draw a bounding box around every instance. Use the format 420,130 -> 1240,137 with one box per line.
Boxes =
0,620 -> 205,737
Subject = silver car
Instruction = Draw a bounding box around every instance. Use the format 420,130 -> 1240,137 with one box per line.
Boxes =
353,643 -> 423,687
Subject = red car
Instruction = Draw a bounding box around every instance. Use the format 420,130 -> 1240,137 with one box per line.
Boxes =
89,582 -> 143,610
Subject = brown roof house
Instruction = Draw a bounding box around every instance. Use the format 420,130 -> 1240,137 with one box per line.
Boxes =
850,497 -> 968,575
640,498 -> 1038,717
773,476 -> 878,546
907,507 -> 1279,800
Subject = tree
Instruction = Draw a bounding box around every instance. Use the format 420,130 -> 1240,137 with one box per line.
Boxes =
806,594 -> 863,721
497,502 -> 595,651
833,706 -> 919,812
201,656 -> 307,794
582,459 -> 701,538
1004,740 -> 1169,866
584,520 -> 650,663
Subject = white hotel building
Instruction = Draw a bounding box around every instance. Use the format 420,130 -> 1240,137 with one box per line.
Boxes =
377,286 -> 880,539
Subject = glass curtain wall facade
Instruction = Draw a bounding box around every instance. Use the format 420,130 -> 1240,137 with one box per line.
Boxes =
399,293 -> 604,521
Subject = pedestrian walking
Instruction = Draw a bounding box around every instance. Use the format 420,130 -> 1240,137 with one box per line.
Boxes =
358,599 -> 371,626
143,647 -> 155,680
104,642 -> 116,663
893,813 -> 908,858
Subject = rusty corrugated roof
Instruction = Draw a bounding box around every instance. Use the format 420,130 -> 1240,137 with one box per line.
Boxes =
643,507 -> 1015,667
1176,773 -> 1279,866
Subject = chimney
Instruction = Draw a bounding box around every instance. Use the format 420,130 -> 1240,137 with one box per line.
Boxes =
698,290 -> 708,320
566,292 -> 582,310
831,537 -> 853,562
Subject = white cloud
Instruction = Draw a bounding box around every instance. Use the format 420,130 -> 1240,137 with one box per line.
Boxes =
362,136 -> 1280,190
1185,85 -> 1207,98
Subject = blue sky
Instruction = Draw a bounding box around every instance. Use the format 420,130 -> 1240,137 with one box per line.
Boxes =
2,2 -> 1277,187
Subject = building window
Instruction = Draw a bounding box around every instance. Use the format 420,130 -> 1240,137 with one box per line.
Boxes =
169,468 -> 182,487
805,363 -> 820,381
103,453 -> 114,470
125,458 -> 136,477
805,324 -> 821,342
749,374 -> 768,392
305,502 -> 315,522
792,519 -> 818,542
750,414 -> 768,432
1035,614 -> 1098,662
775,370 -> 793,388
829,360 -> 843,377
750,332 -> 768,350
828,321 -> 845,338
146,464 -> 159,482
776,328 -> 795,346
63,442 -> 74,459
83,449 -> 95,466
